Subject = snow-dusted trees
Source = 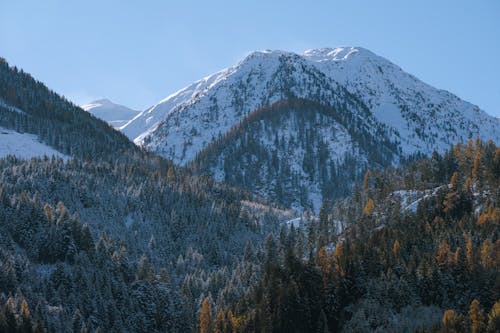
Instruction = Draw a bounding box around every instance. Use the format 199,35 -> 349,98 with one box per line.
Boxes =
213,141 -> 500,332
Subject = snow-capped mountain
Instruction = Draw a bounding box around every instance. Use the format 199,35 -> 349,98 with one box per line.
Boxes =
120,47 -> 500,210
121,47 -> 500,165
82,98 -> 140,128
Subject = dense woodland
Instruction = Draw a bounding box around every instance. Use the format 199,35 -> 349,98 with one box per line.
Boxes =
208,139 -> 500,332
0,58 -> 499,332
0,58 -> 283,332
190,98 -> 399,211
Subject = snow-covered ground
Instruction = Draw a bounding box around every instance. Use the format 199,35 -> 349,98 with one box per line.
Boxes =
0,127 -> 66,159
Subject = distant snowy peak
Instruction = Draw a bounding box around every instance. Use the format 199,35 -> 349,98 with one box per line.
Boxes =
120,46 -> 500,165
81,99 -> 140,128
303,46 -> 373,61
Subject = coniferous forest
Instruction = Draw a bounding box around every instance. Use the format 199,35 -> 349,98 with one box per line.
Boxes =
0,54 -> 499,333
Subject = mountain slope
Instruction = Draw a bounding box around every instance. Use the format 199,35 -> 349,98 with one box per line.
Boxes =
191,98 -> 398,211
217,140 -> 500,332
122,47 -> 500,164
303,47 -> 499,154
81,98 -> 140,128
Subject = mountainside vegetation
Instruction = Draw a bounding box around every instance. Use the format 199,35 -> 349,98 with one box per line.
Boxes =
0,57 -> 136,160
209,139 -> 500,332
190,98 -> 399,211
0,58 -> 286,332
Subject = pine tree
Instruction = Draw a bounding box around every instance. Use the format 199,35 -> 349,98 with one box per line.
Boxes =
4,298 -> 17,332
19,299 -> 33,333
436,240 -> 452,270
318,203 -> 329,248
362,169 -> 371,194
393,239 -> 401,258
0,305 -> 8,333
316,309 -> 329,333
136,254 -> 154,281
213,309 -> 224,333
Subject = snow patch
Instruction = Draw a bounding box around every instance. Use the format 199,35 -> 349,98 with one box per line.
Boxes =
0,126 -> 67,159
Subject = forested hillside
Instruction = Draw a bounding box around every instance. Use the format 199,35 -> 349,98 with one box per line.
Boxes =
190,98 -> 398,211
0,59 -> 289,332
207,140 -> 500,332
0,58 -> 136,160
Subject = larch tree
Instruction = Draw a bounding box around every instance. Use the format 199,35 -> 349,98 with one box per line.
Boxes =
468,299 -> 485,333
200,297 -> 212,333
487,300 -> 500,333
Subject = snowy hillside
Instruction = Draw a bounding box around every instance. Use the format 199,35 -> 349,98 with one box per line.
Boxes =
81,99 -> 140,128
121,47 -> 500,165
303,47 -> 500,154
0,126 -> 66,159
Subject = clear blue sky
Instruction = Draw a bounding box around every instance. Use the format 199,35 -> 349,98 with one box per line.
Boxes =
1,0 -> 499,116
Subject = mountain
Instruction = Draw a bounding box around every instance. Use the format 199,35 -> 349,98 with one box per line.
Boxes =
121,47 -> 500,210
122,47 -> 500,162
81,98 -> 140,128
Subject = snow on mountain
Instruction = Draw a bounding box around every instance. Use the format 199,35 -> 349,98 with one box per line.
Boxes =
121,47 -> 500,166
0,126 -> 66,159
303,47 -> 499,154
81,99 -> 140,128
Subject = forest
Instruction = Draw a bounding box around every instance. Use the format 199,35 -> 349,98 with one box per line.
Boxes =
0,57 -> 498,332
208,139 -> 500,332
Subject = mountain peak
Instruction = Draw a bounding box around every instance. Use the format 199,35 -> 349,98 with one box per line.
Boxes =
81,99 -> 139,128
81,98 -> 119,110
303,46 -> 375,61
239,49 -> 297,65
93,98 -> 113,105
